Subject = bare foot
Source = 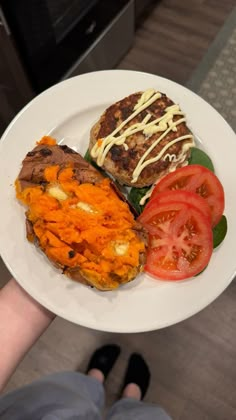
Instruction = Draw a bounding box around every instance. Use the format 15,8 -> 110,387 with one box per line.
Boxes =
87,368 -> 104,384
122,383 -> 142,400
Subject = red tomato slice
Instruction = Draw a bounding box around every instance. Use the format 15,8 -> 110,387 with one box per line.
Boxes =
139,201 -> 213,280
151,164 -> 224,227
145,190 -> 211,224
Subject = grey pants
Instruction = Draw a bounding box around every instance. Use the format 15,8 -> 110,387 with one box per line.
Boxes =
0,372 -> 172,419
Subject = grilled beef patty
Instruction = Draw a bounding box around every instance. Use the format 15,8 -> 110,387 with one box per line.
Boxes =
89,91 -> 194,187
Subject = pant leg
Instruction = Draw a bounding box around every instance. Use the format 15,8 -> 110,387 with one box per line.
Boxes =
0,371 -> 104,420
107,397 -> 172,420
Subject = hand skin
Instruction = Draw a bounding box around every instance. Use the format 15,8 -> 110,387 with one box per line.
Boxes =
0,278 -> 55,391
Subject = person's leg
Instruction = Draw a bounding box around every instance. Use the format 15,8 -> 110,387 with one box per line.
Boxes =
0,371 -> 103,420
0,344 -> 120,420
108,398 -> 172,420
107,353 -> 172,420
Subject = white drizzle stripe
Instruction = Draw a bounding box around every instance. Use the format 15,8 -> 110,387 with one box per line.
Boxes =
94,115 -> 155,166
91,91 -> 162,162
94,91 -> 161,141
132,118 -> 188,182
93,109 -> 186,166
132,134 -> 193,183
142,113 -> 152,124
96,125 -> 146,166
139,185 -> 156,206
133,89 -> 156,110
164,153 -> 178,162
142,109 -> 184,135
90,89 -> 195,183
139,145 -> 193,206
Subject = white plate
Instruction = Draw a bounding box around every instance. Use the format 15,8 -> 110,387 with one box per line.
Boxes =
0,70 -> 236,333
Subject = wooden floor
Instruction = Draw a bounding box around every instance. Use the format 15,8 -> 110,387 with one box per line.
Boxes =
118,0 -> 235,85
1,1 -> 236,419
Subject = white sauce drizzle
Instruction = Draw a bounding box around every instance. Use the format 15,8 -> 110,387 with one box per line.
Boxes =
132,130 -> 192,183
139,184 -> 156,206
91,91 -> 162,166
133,88 -> 156,110
90,89 -> 195,182
139,142 -> 193,206
164,153 -> 178,162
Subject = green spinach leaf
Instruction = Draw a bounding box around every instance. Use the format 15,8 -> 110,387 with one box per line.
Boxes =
213,215 -> 227,248
84,148 -> 100,170
188,147 -> 214,172
84,148 -> 93,164
128,187 -> 150,215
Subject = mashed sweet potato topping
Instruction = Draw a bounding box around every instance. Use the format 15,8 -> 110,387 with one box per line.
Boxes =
16,164 -> 145,285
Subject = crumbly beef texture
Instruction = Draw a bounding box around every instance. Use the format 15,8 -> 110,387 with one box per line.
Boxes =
89,92 -> 193,187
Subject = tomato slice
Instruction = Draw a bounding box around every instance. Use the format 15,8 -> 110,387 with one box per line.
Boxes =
145,190 -> 212,224
151,164 -> 224,227
139,201 -> 213,280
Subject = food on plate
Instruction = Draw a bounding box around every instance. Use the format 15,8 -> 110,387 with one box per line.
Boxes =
15,137 -> 147,291
89,89 -> 195,188
87,87 -> 226,282
14,86 -> 227,286
139,200 -> 213,280
188,147 -> 214,172
138,164 -> 226,280
144,190 -> 212,224
151,164 -> 225,227
126,186 -> 151,216
127,145 -> 217,216
212,215 -> 227,248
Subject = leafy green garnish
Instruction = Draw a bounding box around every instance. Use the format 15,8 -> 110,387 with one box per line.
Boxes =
84,148 -> 93,164
128,187 -> 150,215
213,215 -> 227,248
188,147 -> 214,172
196,216 -> 228,277
84,148 -> 101,171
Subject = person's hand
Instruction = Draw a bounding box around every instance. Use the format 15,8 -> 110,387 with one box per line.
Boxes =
0,278 -> 55,391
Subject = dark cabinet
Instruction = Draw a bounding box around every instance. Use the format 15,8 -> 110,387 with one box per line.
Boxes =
0,1 -> 153,136
0,19 -> 34,135
0,1 -> 134,136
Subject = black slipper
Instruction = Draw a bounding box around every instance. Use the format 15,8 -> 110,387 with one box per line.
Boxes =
87,344 -> 121,379
121,353 -> 150,399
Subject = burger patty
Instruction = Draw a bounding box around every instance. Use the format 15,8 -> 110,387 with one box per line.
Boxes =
89,91 -> 194,187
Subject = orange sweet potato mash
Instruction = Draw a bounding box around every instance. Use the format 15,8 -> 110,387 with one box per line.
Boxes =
15,138 -> 146,290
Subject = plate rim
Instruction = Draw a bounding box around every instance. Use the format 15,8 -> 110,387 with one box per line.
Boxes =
0,69 -> 235,333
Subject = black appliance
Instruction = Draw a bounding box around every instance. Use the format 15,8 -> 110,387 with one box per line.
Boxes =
0,0 -> 134,93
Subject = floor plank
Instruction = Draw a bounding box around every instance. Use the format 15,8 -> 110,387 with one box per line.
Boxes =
118,0 -> 235,85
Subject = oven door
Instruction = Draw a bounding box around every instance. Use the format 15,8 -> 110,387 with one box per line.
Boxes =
1,0 -> 134,93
